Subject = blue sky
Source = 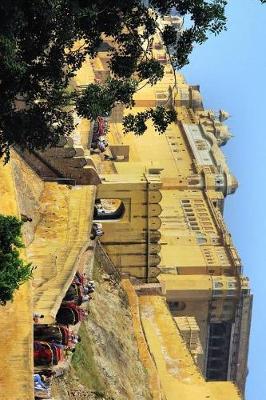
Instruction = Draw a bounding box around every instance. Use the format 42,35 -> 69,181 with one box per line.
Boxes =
183,1 -> 266,398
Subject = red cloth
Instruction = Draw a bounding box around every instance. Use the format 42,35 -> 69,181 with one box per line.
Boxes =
97,117 -> 106,136
34,342 -> 52,363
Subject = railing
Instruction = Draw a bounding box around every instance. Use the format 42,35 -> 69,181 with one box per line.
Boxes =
95,240 -> 121,282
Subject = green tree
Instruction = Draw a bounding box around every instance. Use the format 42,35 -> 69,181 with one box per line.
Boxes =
0,215 -> 34,305
0,1 -> 231,160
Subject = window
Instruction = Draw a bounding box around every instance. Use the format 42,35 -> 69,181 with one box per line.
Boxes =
189,179 -> 200,185
156,91 -> 168,105
213,290 -> 222,297
156,92 -> 167,99
168,301 -> 186,312
197,237 -> 207,244
223,304 -> 233,311
221,313 -> 232,320
190,223 -> 198,229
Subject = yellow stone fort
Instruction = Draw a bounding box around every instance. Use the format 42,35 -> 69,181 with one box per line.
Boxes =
0,16 -> 251,400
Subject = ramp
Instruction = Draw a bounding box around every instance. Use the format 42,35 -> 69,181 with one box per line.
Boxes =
27,183 -> 96,322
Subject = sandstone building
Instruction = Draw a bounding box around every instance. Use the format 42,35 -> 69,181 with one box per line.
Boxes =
91,29 -> 252,399
0,18 -> 251,400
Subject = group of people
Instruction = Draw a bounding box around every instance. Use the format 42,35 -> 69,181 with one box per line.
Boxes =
90,222 -> 104,240
55,273 -> 96,325
33,324 -> 82,398
71,272 -> 96,302
33,272 -> 95,399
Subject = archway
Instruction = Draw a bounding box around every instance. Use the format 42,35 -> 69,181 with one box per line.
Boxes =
94,199 -> 126,221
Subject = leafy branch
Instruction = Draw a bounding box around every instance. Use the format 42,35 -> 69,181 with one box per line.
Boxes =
0,215 -> 34,306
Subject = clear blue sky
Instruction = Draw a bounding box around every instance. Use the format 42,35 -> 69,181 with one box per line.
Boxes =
182,1 -> 266,398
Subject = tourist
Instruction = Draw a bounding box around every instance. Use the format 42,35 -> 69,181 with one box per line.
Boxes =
97,141 -> 106,153
72,335 -> 81,344
34,374 -> 49,390
70,334 -> 81,344
90,223 -> 104,240
21,214 -> 32,222
33,313 -> 44,323
81,294 -> 90,303
83,286 -> 95,294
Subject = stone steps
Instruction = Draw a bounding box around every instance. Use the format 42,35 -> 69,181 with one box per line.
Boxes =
15,135 -> 101,185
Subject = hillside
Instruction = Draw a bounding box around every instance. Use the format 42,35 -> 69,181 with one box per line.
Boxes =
52,260 -> 152,400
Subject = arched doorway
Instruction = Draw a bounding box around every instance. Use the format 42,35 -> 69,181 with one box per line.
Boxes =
94,199 -> 126,221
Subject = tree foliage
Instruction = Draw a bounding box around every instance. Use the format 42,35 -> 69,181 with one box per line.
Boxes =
0,215 -> 33,305
123,107 -> 177,135
0,0 -> 234,159
76,78 -> 137,120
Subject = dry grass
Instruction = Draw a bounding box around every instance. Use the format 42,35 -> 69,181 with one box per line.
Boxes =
72,323 -> 105,395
